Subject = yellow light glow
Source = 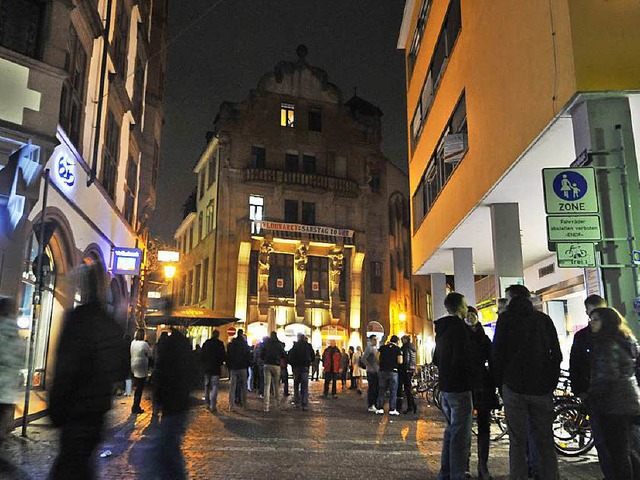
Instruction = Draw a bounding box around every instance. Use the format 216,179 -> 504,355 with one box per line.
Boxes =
399,312 -> 407,322
163,265 -> 177,279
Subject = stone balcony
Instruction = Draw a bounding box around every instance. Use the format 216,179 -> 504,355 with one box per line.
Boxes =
245,168 -> 359,196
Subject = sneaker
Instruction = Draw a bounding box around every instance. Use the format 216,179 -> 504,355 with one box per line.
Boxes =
389,410 -> 400,416
332,394 -> 338,399
368,405 -> 377,412
375,409 -> 384,414
259,394 -> 264,399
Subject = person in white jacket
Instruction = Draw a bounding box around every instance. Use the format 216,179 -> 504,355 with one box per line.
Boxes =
130,329 -> 152,414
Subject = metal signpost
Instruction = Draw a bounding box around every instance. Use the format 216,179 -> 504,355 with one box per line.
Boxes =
542,167 -> 601,268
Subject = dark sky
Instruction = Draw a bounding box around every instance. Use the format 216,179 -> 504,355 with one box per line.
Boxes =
152,0 -> 408,241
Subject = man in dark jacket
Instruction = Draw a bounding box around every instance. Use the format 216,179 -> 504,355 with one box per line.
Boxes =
226,329 -> 251,410
400,335 -> 417,414
288,333 -> 315,410
201,330 -> 225,412
569,294 -> 612,478
261,331 -> 285,412
49,265 -> 126,480
492,284 -> 561,480
433,292 -> 473,480
152,327 -> 192,479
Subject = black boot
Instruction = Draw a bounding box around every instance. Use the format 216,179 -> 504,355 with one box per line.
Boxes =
477,432 -> 493,480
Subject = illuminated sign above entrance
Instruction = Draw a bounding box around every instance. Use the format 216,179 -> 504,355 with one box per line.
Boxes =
112,247 -> 142,275
543,168 -> 598,214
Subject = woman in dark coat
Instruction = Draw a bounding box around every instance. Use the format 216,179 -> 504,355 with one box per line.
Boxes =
465,306 -> 495,480
588,307 -> 640,480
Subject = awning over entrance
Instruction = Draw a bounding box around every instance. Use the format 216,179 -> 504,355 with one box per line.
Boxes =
145,306 -> 238,327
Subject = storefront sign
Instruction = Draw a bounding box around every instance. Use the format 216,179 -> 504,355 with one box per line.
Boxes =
112,247 -> 142,275
158,250 -> 179,262
547,215 -> 601,242
54,153 -> 76,189
259,221 -> 354,238
556,242 -> 596,268
543,168 -> 598,214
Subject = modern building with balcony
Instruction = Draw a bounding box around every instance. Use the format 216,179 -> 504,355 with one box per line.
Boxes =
172,47 -> 430,354
398,0 -> 640,349
0,0 -> 168,421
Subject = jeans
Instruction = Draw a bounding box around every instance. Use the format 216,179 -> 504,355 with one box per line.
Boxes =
281,366 -> 289,396
247,366 -> 253,391
257,364 -> 265,393
132,376 -> 146,411
378,371 -> 399,411
292,366 -> 310,407
502,385 -> 558,480
50,414 -> 104,480
467,407 -> 491,474
323,372 -> 338,396
437,391 -> 473,480
153,411 -> 189,480
401,370 -> 415,411
589,412 -> 614,479
204,374 -> 220,410
598,414 -> 640,480
229,369 -> 248,408
263,364 -> 280,410
366,371 -> 379,408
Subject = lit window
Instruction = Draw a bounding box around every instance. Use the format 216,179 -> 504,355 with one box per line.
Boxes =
249,195 -> 264,234
280,103 -> 295,128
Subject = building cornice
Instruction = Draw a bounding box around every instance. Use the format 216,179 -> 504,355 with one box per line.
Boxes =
193,136 -> 218,173
397,0 -> 417,50
174,212 -> 196,239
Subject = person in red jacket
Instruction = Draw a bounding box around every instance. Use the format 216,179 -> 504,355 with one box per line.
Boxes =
322,341 -> 341,398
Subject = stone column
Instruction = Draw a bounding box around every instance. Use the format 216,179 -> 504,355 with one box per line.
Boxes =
490,203 -> 524,297
453,248 -> 476,307
571,97 -> 640,326
431,273 -> 448,320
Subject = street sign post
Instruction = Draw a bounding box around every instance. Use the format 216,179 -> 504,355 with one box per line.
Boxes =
556,242 -> 597,268
543,168 -> 598,214
547,215 -> 601,242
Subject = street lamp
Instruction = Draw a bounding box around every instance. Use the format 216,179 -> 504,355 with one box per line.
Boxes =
163,264 -> 177,280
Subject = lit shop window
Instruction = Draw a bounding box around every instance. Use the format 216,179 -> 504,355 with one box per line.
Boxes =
280,103 -> 295,128
249,195 -> 264,234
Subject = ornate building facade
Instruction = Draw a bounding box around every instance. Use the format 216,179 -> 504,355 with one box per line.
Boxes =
173,48 -> 430,353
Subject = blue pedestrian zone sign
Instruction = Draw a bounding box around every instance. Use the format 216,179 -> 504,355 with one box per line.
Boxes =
543,168 -> 598,214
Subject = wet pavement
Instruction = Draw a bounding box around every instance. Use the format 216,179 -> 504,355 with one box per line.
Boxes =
0,380 -> 602,479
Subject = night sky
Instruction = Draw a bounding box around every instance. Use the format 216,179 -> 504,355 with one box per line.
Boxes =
151,0 -> 408,242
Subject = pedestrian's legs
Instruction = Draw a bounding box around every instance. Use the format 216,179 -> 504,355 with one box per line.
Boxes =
331,372 -> 337,395
203,374 -> 211,406
263,366 -> 273,410
258,364 -> 264,395
300,367 -> 309,408
350,368 -> 356,389
403,370 -> 415,411
528,393 -> 558,480
502,385 -> 531,480
293,367 -> 301,406
441,391 -> 472,480
323,370 -> 330,396
389,372 -> 399,411
589,412 -> 615,479
132,376 -> 146,412
377,371 -> 390,410
247,367 -> 253,392
272,365 -> 281,407
50,416 -> 104,480
155,411 -> 189,480
366,371 -> 379,408
438,394 -> 453,480
281,366 -> 289,396
476,407 -> 491,477
238,369 -> 248,407
209,375 -> 220,411
228,371 -> 238,410
598,414 -> 634,480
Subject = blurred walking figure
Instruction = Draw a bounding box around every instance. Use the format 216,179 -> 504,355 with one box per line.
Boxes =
433,292 -> 473,480
339,348 -> 349,389
201,330 -> 225,412
348,346 -> 356,389
363,335 -> 380,412
376,335 -> 403,415
261,331 -> 285,412
152,327 -> 193,480
130,329 -> 152,414
588,307 -> 640,480
288,333 -> 314,410
493,285 -> 561,480
465,306 -> 495,480
311,350 -> 321,381
254,337 -> 267,397
322,341 -> 341,398
352,345 -> 364,394
0,297 -> 22,446
400,335 -> 417,414
49,265 -> 127,480
226,329 -> 251,410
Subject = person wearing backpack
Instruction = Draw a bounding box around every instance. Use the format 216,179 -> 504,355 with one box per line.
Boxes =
492,284 -> 561,480
288,333 -> 314,410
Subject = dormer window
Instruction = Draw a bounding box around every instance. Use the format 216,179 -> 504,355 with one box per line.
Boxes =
280,103 -> 295,127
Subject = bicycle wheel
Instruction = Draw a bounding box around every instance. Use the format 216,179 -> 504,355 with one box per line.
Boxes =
491,408 -> 508,441
432,383 -> 442,410
552,403 -> 595,456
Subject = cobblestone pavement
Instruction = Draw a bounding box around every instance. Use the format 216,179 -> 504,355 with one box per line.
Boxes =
0,380 -> 602,479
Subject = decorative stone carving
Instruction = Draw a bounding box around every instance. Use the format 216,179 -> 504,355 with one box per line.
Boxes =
258,238 -> 274,314
294,242 -> 309,317
328,246 -> 345,319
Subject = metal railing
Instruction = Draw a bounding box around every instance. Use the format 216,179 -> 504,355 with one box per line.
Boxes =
245,168 -> 359,196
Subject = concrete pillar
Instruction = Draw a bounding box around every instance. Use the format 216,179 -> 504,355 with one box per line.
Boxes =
431,273 -> 448,320
490,203 -> 524,297
571,97 -> 640,328
453,248 -> 476,307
